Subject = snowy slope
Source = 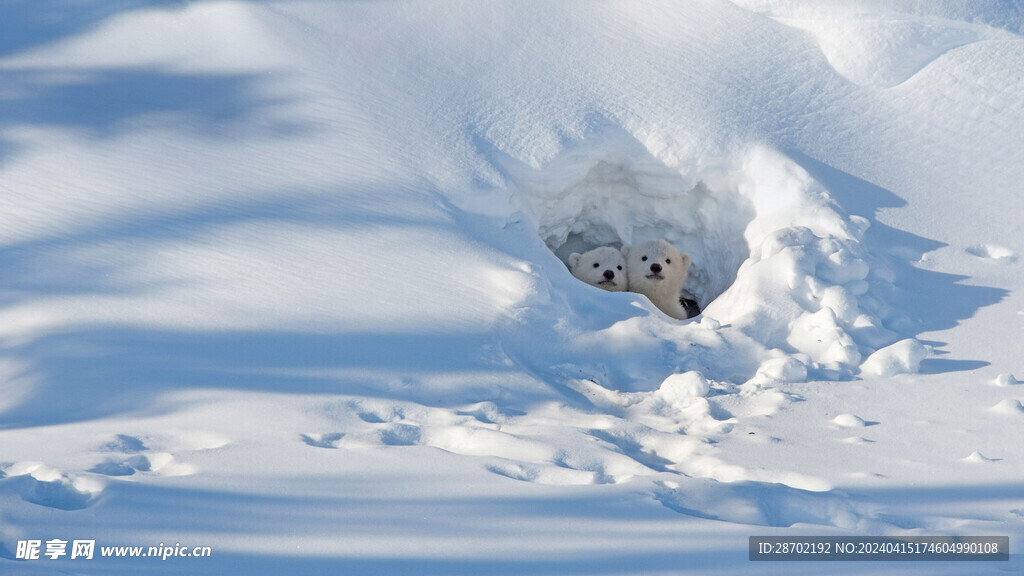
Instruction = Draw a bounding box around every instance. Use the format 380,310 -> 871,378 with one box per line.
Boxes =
1,1 -> 1022,574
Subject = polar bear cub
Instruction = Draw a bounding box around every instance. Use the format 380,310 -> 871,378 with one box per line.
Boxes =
569,246 -> 628,292
622,239 -> 694,319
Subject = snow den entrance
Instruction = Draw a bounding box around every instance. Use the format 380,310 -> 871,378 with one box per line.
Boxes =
506,131 -> 755,308
541,160 -> 750,307
504,129 -> 900,379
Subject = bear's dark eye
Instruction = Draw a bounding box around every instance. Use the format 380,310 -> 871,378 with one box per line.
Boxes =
617,265 -> 622,270
666,258 -> 671,264
641,256 -> 648,262
593,262 -> 600,268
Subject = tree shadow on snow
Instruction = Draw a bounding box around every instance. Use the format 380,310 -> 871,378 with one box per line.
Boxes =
0,1 -> 189,58
0,479 -> 743,576
0,327 -> 539,430
0,190 -> 572,429
0,1 -> 280,59
788,151 -> 1006,372
1,475 -> 1019,575
1,68 -> 296,134
0,2 -> 302,165
0,66 -> 303,164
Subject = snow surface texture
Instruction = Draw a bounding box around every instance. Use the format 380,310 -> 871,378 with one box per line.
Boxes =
1,1 -> 1023,575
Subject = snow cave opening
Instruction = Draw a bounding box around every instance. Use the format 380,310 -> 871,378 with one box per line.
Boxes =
506,136 -> 756,310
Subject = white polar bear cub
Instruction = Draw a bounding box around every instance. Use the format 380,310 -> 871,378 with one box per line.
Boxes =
623,239 -> 693,319
569,246 -> 628,292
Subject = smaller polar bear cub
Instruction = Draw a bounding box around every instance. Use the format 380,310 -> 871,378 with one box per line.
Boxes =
569,246 -> 628,292
623,239 -> 694,319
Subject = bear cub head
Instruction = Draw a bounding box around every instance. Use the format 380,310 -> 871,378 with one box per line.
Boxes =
622,239 -> 691,292
622,239 -> 694,319
568,246 -> 628,292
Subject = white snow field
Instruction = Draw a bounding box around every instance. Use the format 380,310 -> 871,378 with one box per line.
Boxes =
1,1 -> 1023,574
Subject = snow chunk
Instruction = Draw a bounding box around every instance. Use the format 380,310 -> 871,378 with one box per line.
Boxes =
963,451 -> 1000,464
860,339 -> 929,377
750,356 -> 808,385
700,316 -> 721,331
657,372 -> 711,409
832,414 -> 866,428
990,399 -> 1024,415
991,373 -> 1020,387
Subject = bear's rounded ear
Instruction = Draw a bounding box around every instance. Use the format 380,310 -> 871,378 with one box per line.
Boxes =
620,245 -> 630,258
568,253 -> 582,269
679,252 -> 693,270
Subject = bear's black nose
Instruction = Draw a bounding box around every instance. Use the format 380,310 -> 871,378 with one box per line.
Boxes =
603,270 -> 615,280
650,263 -> 662,274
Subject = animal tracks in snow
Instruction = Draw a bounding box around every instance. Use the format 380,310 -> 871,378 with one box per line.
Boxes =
0,431 -> 229,511
1,462 -> 104,511
102,433 -> 147,453
306,376 -> 853,527
966,243 -> 1018,264
379,424 -> 422,446
93,432 -> 230,478
301,432 -> 345,449
91,434 -> 198,478
653,478 -> 860,529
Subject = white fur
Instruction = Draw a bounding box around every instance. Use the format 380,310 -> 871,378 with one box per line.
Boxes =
568,246 -> 628,292
623,239 -> 693,319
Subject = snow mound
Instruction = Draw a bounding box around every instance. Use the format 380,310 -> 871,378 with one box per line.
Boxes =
500,124 -> 906,380
962,451 -> 1000,464
991,373 -> 1020,387
860,338 -> 929,377
735,0 -> 1020,88
748,356 -> 808,386
778,16 -> 1010,88
832,413 -> 867,428
990,399 -> 1024,415
658,372 -> 711,408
